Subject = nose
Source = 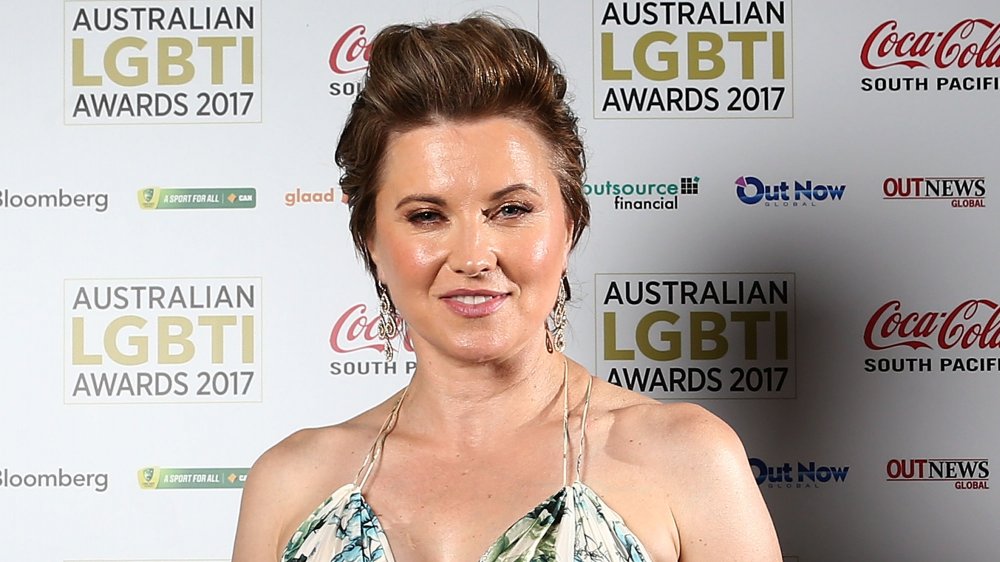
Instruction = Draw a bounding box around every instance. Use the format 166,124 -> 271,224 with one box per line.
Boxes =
446,216 -> 496,277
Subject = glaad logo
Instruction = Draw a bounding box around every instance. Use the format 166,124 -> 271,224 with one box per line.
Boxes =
750,458 -> 849,489
285,187 -> 339,206
736,176 -> 846,207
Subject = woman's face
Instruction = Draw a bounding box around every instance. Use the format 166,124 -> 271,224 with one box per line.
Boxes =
369,117 -> 572,363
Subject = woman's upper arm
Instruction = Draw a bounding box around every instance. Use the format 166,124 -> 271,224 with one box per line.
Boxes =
665,404 -> 783,562
232,447 -> 290,562
232,433 -> 317,562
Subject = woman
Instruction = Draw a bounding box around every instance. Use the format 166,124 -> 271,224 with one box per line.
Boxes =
233,16 -> 782,562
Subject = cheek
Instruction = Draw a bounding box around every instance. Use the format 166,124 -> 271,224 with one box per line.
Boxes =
382,235 -> 441,282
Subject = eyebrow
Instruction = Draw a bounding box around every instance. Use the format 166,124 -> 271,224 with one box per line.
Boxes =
393,183 -> 539,210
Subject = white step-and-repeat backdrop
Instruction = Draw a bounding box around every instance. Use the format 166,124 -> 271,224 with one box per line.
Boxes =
2,1 -> 998,560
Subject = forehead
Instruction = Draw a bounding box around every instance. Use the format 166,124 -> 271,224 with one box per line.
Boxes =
379,117 -> 555,193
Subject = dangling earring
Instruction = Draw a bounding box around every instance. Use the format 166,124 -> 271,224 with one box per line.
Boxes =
547,274 -> 569,353
376,283 -> 398,361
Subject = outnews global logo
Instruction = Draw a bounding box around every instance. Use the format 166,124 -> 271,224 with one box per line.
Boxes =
584,177 -> 700,211
736,176 -> 846,207
138,466 -> 248,489
750,458 -> 850,489
886,458 -> 990,490
883,176 -> 986,208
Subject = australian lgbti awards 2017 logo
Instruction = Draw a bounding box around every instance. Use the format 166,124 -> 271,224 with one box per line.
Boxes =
886,458 -> 990,490
64,1 -> 262,124
138,187 -> 256,209
593,0 -> 793,118
329,304 -> 416,376
596,273 -> 795,399
137,466 -> 248,489
860,18 -> 1000,93
64,277 -> 263,404
735,175 -> 846,208
584,176 -> 701,211
863,299 -> 1000,375
750,458 -> 850,489
882,176 -> 986,208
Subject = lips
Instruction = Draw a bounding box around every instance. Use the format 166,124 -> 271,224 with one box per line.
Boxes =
440,289 -> 509,318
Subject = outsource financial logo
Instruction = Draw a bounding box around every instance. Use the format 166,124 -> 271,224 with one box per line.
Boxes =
886,458 -> 989,490
750,458 -> 849,489
860,18 -> 1000,93
736,176 -> 845,207
882,176 -> 986,208
584,177 -> 700,211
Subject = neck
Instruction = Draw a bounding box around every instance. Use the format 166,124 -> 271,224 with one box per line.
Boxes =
399,338 -> 568,448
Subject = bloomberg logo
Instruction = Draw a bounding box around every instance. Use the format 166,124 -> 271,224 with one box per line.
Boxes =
750,458 -> 850,489
736,176 -> 846,207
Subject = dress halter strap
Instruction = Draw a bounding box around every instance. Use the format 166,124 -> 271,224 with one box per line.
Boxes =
562,358 -> 594,486
355,386 -> 408,491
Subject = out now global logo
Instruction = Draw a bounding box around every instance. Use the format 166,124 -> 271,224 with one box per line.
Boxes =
736,176 -> 846,207
750,458 -> 849,489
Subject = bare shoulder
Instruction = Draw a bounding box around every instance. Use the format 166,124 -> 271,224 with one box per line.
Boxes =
232,403 -> 394,562
587,375 -> 741,461
585,375 -> 782,561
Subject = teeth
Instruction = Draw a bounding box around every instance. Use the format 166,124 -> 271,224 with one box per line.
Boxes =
453,295 -> 492,305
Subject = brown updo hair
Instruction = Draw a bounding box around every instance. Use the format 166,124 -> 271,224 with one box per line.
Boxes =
336,15 -> 589,281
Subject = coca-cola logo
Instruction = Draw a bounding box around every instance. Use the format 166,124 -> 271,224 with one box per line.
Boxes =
861,18 -> 1000,70
329,24 -> 371,74
330,303 -> 411,354
864,299 -> 1000,351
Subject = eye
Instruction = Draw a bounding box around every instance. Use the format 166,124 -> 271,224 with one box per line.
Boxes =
494,202 -> 533,218
407,209 -> 443,224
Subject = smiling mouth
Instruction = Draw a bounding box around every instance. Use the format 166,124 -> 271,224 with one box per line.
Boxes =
450,295 -> 497,305
441,292 -> 509,317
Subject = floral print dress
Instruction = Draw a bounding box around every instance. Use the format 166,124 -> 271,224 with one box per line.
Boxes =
282,371 -> 652,562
